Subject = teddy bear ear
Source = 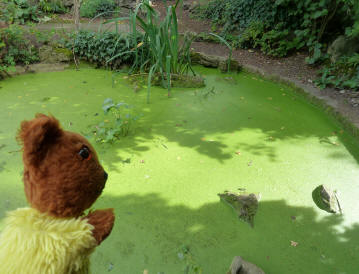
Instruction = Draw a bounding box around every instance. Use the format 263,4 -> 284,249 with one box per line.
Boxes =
18,114 -> 63,166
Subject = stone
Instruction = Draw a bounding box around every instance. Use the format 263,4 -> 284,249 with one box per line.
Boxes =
39,45 -> 72,63
219,59 -> 241,73
118,0 -> 138,10
328,35 -> 359,63
227,256 -> 265,274
312,185 -> 342,214
218,191 -> 259,227
183,1 -> 191,10
62,0 -> 74,7
339,90 -> 345,94
190,51 -> 241,72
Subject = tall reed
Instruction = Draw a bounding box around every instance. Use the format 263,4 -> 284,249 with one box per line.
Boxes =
107,0 -> 195,103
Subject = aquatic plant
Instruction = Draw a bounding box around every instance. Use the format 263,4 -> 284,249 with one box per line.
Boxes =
93,98 -> 142,143
107,0 -> 196,103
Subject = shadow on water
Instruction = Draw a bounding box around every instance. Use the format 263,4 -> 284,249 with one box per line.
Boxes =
90,193 -> 359,274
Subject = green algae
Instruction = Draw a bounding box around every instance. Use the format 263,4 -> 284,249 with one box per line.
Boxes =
0,66 -> 359,273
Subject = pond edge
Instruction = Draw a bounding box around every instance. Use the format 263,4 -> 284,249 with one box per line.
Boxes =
241,63 -> 359,141
5,61 -> 359,141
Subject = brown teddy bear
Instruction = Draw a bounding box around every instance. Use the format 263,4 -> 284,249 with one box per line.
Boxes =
0,114 -> 115,274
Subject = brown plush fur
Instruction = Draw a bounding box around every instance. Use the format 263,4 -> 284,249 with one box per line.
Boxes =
18,113 -> 114,244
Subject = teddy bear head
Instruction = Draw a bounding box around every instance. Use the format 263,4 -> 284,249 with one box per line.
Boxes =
18,114 -> 108,218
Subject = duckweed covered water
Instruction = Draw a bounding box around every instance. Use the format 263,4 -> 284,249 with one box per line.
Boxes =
0,66 -> 358,273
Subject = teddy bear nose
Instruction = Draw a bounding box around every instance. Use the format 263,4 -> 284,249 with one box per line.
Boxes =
104,171 -> 108,181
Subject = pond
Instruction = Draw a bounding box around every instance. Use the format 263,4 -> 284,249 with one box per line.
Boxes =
0,66 -> 358,273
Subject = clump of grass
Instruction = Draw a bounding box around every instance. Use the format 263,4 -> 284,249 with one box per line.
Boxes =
107,0 -> 196,103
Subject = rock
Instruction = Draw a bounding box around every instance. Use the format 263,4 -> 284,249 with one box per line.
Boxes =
227,256 -> 265,274
183,1 -> 191,10
328,35 -> 359,63
219,59 -> 241,73
218,191 -> 259,227
39,45 -> 72,63
190,51 -> 241,72
312,185 -> 342,214
188,1 -> 200,13
118,0 -> 137,10
339,90 -> 345,94
62,0 -> 74,7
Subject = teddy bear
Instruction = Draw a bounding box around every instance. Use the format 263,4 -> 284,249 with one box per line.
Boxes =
0,114 -> 115,274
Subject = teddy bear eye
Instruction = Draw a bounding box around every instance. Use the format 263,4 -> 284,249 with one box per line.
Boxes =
79,146 -> 90,160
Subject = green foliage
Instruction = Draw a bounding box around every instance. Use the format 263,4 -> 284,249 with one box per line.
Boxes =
93,98 -> 141,143
68,30 -> 143,69
80,0 -> 117,18
1,0 -> 41,24
0,24 -> 39,77
202,0 -> 276,34
38,0 -> 67,14
315,54 -> 359,90
109,0 -> 195,103
202,0 -> 355,59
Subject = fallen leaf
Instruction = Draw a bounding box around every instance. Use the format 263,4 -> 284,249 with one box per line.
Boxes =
143,270 -> 149,274
281,126 -> 285,130
282,93 -> 286,96
144,175 -> 150,179
175,124 -> 182,127
291,216 -> 296,220
200,137 -> 206,141
247,161 -> 252,166
267,97 -> 273,100
235,151 -> 241,155
140,160 -> 145,163
290,241 -> 298,247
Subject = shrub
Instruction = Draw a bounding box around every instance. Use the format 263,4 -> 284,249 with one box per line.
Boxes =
201,0 -> 355,58
80,0 -> 117,18
68,30 -> 144,69
0,24 -> 39,77
1,0 -> 41,24
315,54 -> 359,90
38,0 -> 67,14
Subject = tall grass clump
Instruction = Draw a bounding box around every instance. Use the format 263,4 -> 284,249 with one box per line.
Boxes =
107,0 -> 196,103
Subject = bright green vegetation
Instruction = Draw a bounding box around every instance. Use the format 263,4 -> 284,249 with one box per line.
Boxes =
0,0 -> 67,24
0,24 -> 39,77
80,0 -> 117,18
0,67 -> 359,273
197,0 -> 359,90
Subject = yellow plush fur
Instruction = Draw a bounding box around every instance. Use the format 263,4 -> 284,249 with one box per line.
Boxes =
0,208 -> 97,274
